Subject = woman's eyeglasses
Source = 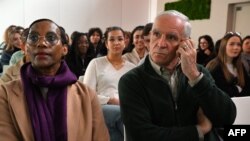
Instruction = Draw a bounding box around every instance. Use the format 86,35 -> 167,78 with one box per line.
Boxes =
27,32 -> 60,46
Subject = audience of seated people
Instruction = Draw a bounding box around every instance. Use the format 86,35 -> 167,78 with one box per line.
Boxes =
0,19 -> 250,141
83,26 -> 136,141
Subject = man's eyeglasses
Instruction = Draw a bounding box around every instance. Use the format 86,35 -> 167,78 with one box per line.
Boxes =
225,31 -> 241,36
27,32 -> 60,46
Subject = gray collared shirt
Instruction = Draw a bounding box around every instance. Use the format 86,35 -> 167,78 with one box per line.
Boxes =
149,57 -> 179,100
149,56 -> 203,100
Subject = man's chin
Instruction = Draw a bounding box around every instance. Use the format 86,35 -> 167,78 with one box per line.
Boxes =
151,54 -> 177,66
152,52 -> 167,58
152,56 -> 167,65
152,53 -> 167,59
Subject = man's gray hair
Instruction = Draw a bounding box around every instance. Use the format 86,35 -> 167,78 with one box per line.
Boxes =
155,10 -> 192,38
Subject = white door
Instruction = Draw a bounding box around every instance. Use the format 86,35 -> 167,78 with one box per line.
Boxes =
233,2 -> 250,38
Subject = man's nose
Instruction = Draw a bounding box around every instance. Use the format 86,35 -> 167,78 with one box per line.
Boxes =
158,35 -> 167,47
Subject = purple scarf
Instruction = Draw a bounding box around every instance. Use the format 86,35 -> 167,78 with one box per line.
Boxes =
20,61 -> 77,141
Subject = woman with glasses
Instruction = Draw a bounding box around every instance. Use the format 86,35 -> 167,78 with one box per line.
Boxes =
196,35 -> 216,66
0,18 -> 109,141
206,32 -> 250,97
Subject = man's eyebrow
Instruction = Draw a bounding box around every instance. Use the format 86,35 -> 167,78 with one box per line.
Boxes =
151,29 -> 162,35
167,32 -> 178,36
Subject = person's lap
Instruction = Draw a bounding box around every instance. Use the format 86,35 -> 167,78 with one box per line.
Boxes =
102,104 -> 124,141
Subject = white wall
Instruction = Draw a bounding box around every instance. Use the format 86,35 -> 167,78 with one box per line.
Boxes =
0,0 -> 24,43
157,0 -> 250,45
0,0 -> 151,43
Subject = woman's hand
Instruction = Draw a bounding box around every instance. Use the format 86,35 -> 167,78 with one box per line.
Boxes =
108,97 -> 120,105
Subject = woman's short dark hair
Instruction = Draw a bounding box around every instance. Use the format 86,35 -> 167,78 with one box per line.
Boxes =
88,27 -> 103,41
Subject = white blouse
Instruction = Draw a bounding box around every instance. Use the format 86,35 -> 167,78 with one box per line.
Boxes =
83,56 -> 136,104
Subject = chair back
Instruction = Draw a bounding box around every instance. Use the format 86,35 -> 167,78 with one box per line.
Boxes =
231,96 -> 250,124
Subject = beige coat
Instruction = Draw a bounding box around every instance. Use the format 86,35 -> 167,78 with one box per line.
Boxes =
0,80 -> 110,141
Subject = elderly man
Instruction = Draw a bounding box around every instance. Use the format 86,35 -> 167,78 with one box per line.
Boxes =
118,10 -> 236,141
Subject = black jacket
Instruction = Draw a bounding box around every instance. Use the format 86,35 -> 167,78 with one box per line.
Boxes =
118,56 -> 236,141
209,65 -> 250,97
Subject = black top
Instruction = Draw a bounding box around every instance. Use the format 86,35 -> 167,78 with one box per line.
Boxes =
65,47 -> 93,78
118,56 -> 236,141
209,65 -> 250,97
196,50 -> 216,67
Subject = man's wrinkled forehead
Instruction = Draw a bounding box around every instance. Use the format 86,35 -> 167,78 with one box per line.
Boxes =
152,15 -> 184,36
154,15 -> 184,29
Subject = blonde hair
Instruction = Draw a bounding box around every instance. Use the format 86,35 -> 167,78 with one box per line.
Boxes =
5,26 -> 24,52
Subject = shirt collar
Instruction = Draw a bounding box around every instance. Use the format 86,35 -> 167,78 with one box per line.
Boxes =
149,56 -> 181,76
149,56 -> 162,76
